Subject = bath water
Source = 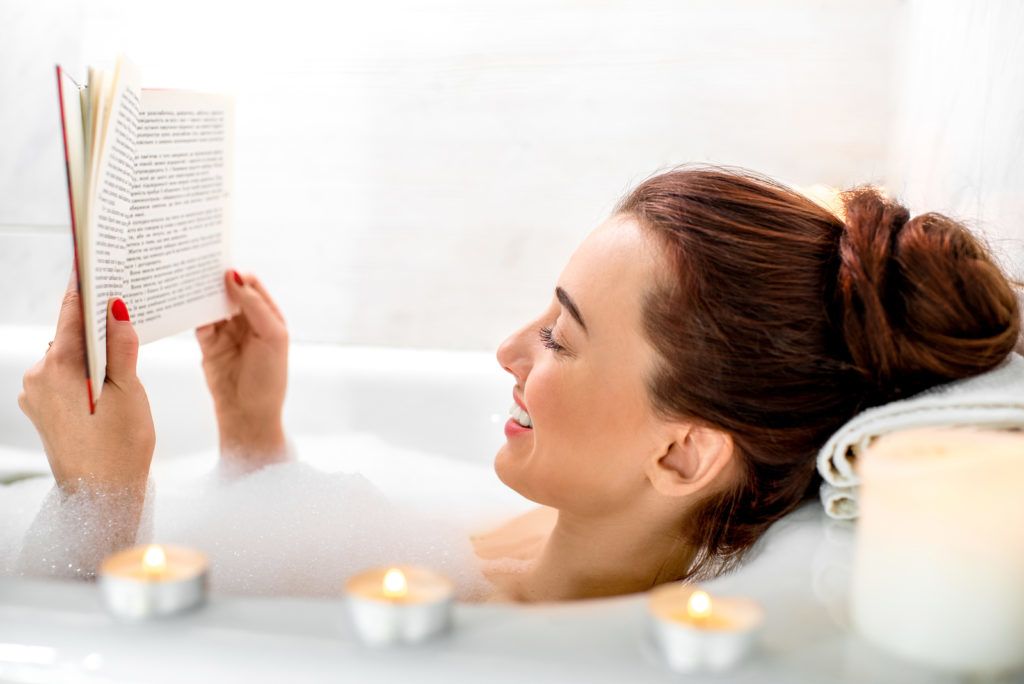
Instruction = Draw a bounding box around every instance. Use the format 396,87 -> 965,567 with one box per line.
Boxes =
0,432 -> 535,601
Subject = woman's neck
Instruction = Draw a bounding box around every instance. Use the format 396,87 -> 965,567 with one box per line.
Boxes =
509,502 -> 695,602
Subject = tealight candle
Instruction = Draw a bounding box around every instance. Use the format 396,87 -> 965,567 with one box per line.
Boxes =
648,582 -> 764,673
344,565 -> 455,646
99,544 -> 208,619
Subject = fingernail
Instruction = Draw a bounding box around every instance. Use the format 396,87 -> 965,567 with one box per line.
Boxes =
232,270 -> 244,286
112,298 -> 130,322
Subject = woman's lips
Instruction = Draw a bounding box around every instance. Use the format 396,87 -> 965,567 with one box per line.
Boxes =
505,387 -> 533,438
504,417 -> 532,439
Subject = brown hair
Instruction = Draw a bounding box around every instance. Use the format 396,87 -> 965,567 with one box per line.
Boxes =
617,165 -> 1021,580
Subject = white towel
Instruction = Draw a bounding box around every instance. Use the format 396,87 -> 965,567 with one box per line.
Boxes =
820,482 -> 860,520
816,352 -> 1024,520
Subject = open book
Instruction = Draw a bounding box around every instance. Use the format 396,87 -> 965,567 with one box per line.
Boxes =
56,56 -> 235,412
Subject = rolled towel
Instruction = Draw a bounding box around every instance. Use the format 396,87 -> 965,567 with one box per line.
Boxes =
819,482 -> 859,520
815,352 -> 1024,519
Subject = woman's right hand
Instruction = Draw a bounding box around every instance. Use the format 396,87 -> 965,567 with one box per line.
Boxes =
196,270 -> 289,463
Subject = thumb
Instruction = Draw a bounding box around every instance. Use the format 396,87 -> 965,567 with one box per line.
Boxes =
105,297 -> 139,386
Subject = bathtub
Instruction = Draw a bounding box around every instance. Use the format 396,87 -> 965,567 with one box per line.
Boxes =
0,325 -> 956,683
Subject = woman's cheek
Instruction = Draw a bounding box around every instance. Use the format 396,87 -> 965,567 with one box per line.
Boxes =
527,361 -> 593,468
524,359 -> 563,436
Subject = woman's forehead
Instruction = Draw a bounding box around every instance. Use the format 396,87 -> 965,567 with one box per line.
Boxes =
558,215 -> 660,330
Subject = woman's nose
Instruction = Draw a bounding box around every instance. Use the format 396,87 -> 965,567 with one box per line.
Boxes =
496,323 -> 534,384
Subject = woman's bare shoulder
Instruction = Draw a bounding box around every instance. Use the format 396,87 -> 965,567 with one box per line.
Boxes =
470,505 -> 557,561
471,505 -> 557,541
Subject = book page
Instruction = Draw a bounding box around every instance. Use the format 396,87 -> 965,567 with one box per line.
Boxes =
127,90 -> 234,343
84,58 -> 142,405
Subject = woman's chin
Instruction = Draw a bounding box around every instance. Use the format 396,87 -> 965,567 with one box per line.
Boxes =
493,442 -> 532,498
493,447 -> 561,508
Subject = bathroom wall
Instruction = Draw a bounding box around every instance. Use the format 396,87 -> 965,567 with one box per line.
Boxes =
887,0 -> 1024,281
3,0 -> 907,350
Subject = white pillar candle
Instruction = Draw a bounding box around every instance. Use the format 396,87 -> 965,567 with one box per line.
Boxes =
345,565 -> 454,646
852,428 -> 1024,673
99,544 -> 208,619
647,582 -> 764,673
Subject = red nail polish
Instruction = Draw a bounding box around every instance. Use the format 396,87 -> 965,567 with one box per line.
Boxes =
112,298 -> 130,322
232,270 -> 244,286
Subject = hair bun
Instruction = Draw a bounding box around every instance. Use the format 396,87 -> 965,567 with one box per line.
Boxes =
836,187 -> 1020,404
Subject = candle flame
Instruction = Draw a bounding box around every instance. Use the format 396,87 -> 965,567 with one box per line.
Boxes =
382,568 -> 408,598
142,544 -> 167,573
687,590 -> 712,620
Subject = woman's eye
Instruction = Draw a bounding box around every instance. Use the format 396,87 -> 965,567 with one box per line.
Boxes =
538,325 -> 567,353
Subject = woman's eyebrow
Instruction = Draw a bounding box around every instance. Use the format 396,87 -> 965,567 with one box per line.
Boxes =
556,286 -> 588,334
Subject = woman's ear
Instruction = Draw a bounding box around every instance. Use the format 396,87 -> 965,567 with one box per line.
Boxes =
644,423 -> 734,497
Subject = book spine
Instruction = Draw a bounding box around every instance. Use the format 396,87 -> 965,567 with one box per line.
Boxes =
55,64 -> 96,414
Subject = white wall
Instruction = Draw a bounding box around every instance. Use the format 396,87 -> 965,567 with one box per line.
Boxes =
887,0 -> 1024,280
3,0 -> 905,349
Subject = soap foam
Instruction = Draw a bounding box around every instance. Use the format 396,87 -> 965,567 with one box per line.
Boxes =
0,432 -> 536,602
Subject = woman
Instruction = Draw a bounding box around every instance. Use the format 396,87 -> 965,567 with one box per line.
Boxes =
18,166 -> 1022,602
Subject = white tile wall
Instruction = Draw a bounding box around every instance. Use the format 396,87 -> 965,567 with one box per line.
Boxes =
12,0 -> 1018,352
0,229 -> 73,326
887,0 -> 1024,280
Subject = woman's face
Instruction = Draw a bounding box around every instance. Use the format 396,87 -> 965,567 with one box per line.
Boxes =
494,214 -> 673,516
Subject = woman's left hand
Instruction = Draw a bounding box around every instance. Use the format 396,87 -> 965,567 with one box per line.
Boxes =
195,270 -> 289,464
18,278 -> 156,498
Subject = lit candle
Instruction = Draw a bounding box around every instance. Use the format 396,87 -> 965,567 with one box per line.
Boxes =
852,428 -> 1024,673
344,565 -> 454,646
648,582 -> 764,673
99,544 -> 208,619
